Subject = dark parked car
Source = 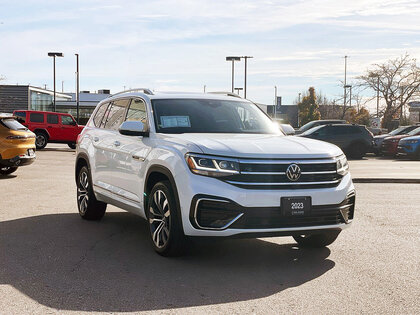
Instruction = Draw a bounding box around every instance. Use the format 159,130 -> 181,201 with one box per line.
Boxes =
296,119 -> 346,134
373,125 -> 419,155
300,124 -> 373,158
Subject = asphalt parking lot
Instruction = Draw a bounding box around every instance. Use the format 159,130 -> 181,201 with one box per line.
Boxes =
0,145 -> 419,314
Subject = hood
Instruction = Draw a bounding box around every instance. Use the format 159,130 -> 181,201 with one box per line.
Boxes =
374,134 -> 390,140
399,135 -> 420,142
384,134 -> 409,141
158,133 -> 342,158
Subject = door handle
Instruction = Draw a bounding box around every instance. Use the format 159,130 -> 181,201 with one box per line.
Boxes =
93,137 -> 99,142
114,141 -> 121,147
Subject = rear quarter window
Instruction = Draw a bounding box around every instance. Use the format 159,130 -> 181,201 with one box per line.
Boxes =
14,111 -> 26,123
30,113 -> 44,123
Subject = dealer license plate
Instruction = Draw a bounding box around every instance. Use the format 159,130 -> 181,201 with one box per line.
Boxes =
281,197 -> 311,216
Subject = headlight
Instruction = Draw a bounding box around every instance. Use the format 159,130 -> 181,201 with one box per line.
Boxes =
390,139 -> 399,143
185,153 -> 240,177
336,155 -> 349,176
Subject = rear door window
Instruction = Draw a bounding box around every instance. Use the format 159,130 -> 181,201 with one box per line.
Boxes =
47,114 -> 59,124
30,113 -> 44,123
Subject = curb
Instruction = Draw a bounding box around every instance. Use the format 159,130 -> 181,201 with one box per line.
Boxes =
353,178 -> 420,184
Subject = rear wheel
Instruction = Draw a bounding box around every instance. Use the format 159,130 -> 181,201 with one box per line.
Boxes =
348,142 -> 365,159
293,231 -> 341,248
68,143 -> 76,149
77,166 -> 106,220
147,180 -> 186,256
35,132 -> 48,150
0,166 -> 18,175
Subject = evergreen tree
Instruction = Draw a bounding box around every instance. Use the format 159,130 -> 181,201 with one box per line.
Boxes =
298,87 -> 321,125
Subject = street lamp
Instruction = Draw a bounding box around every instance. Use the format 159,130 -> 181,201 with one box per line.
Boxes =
234,87 -> 243,95
75,53 -> 80,123
344,84 -> 352,110
226,56 -> 241,93
241,56 -> 253,98
48,52 -> 64,112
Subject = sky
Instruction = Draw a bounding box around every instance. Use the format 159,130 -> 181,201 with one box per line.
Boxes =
1,0 -> 420,109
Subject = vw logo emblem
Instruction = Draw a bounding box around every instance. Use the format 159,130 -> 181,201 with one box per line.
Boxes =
286,164 -> 301,181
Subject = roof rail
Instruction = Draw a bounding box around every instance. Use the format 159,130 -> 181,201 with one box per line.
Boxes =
207,91 -> 242,99
109,88 -> 154,98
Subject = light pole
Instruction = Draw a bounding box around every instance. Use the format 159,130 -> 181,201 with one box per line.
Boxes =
274,86 -> 277,118
226,56 -> 241,93
376,76 -> 380,118
48,52 -> 64,112
75,53 -> 80,124
343,55 -> 348,107
345,84 -> 352,110
241,56 -> 253,98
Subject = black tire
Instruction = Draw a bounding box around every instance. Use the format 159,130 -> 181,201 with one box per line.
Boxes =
348,142 -> 365,159
0,166 -> 18,175
147,180 -> 186,256
77,166 -> 106,220
293,231 -> 341,248
35,132 -> 48,150
68,143 -> 76,149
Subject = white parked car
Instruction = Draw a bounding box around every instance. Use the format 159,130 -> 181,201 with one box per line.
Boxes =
75,89 -> 355,256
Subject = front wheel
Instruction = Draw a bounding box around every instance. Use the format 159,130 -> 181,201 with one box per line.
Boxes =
0,166 -> 18,175
77,166 -> 106,220
147,180 -> 186,256
293,231 -> 341,248
68,143 -> 76,149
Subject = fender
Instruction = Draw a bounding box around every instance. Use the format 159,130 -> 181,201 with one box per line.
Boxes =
75,152 -> 91,183
144,165 -> 183,229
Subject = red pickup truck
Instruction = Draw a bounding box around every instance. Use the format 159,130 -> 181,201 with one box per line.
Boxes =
13,110 -> 84,149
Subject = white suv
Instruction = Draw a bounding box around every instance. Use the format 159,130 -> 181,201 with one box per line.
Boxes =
75,89 -> 355,256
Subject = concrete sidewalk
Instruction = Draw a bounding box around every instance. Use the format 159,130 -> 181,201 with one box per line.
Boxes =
349,156 -> 420,183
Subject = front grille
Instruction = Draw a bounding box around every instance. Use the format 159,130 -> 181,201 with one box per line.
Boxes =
223,158 -> 341,189
230,194 -> 355,229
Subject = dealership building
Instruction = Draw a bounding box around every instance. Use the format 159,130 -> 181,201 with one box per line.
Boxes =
0,85 -> 111,124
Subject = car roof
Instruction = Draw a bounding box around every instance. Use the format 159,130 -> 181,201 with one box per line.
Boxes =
102,91 -> 248,103
13,110 -> 72,115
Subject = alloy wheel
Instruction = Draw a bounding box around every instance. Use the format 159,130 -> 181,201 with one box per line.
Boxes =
77,171 -> 89,214
36,134 -> 46,147
149,190 -> 171,248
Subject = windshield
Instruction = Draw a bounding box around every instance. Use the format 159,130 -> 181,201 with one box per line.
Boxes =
298,121 -> 317,132
389,126 -> 408,136
300,125 -> 323,136
1,118 -> 27,131
407,127 -> 420,136
151,99 -> 280,134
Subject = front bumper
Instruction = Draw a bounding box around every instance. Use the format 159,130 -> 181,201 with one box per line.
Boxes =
397,143 -> 420,156
177,171 -> 355,237
0,151 -> 36,167
381,142 -> 398,155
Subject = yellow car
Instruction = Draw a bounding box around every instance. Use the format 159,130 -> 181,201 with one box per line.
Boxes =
0,114 -> 36,175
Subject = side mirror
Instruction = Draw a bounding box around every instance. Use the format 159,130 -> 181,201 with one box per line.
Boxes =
119,121 -> 149,137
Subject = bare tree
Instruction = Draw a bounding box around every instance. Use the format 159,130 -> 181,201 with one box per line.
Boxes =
358,54 -> 420,128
